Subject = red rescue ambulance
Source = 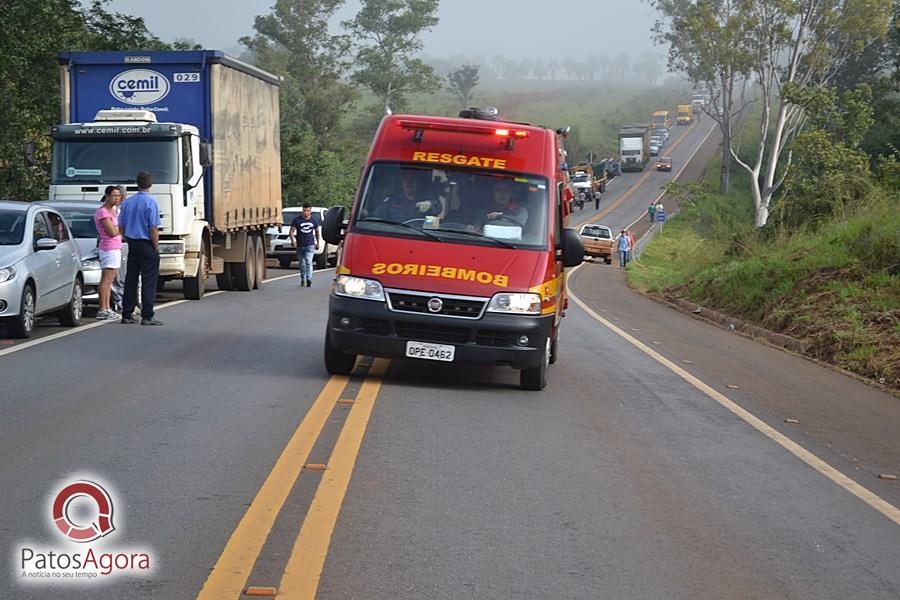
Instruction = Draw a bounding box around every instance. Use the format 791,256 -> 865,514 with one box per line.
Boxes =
321,109 -> 584,390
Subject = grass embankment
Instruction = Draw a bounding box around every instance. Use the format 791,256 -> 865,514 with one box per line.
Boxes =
629,157 -> 900,390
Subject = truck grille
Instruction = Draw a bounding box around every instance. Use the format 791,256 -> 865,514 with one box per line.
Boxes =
386,290 -> 487,319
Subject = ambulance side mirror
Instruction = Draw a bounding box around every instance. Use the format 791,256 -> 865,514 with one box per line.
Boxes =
561,228 -> 584,268
322,206 -> 345,245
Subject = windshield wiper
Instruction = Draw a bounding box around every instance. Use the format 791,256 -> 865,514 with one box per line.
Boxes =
358,217 -> 443,242
429,228 -> 517,249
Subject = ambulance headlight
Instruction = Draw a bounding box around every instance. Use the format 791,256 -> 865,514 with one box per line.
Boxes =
487,293 -> 542,315
333,275 -> 385,301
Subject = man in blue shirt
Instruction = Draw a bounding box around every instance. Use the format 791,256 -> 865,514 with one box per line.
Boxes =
118,171 -> 163,325
289,203 -> 321,287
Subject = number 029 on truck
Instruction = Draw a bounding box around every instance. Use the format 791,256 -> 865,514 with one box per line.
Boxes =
321,109 -> 585,390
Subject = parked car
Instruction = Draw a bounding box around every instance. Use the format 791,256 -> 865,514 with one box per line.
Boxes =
0,201 -> 83,338
40,200 -> 103,303
267,206 -> 337,269
656,156 -> 673,172
579,223 -> 614,264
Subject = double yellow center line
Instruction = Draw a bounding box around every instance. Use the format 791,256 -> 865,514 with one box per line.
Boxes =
198,359 -> 389,599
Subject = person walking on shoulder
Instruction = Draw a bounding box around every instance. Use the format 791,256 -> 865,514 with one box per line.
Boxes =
616,229 -> 631,269
119,171 -> 163,326
290,203 -> 321,287
648,201 -> 657,223
94,186 -> 123,319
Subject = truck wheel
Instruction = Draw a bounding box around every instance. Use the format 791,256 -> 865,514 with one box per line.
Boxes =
314,250 -> 327,270
216,263 -> 233,291
183,239 -> 208,300
231,238 -> 255,291
324,334 -> 357,375
278,257 -> 292,269
57,278 -> 83,327
253,236 -> 266,288
520,337 -> 550,391
6,283 -> 36,338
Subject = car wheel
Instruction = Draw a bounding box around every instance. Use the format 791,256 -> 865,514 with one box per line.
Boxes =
314,250 -> 327,270
58,278 -> 83,327
7,283 -> 36,338
324,333 -> 357,375
278,257 -> 292,269
520,337 -> 550,391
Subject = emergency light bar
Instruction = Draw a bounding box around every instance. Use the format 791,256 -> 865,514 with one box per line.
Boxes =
398,120 -> 530,139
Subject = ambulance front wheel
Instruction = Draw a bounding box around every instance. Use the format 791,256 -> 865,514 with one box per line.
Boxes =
549,329 -> 559,365
324,334 -> 357,375
520,337 -> 550,391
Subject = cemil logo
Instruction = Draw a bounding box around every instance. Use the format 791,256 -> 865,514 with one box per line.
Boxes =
52,481 -> 115,543
109,69 -> 170,105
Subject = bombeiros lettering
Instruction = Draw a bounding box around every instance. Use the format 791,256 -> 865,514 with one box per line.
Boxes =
372,262 -> 509,288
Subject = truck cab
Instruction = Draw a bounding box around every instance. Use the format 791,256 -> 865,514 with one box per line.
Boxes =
321,110 -> 584,390
50,110 -> 206,282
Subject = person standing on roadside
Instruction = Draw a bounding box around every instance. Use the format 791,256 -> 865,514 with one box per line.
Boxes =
626,228 -> 636,264
289,203 -> 321,287
93,186 -> 123,320
616,229 -> 631,268
118,171 -> 163,326
648,201 -> 657,223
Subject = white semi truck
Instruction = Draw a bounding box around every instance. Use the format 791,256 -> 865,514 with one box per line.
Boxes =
50,50 -> 282,298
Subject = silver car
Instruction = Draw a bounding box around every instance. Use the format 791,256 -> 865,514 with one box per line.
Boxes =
40,200 -> 103,302
0,201 -> 84,338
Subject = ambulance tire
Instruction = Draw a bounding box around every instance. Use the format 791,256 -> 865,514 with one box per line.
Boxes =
520,337 -> 550,391
324,334 -> 357,375
549,329 -> 559,365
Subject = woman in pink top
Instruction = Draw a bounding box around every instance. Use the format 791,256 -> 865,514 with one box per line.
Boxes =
94,186 -> 124,319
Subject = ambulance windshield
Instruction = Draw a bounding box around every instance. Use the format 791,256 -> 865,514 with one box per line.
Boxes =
353,164 -> 549,249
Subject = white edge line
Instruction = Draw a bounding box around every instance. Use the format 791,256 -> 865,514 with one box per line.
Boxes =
0,267 -> 338,357
566,281 -> 900,526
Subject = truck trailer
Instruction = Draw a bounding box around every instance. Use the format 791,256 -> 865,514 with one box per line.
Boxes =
618,124 -> 651,172
50,51 -> 282,299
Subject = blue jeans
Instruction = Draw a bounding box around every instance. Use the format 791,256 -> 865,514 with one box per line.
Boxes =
619,250 -> 628,268
297,246 -> 315,281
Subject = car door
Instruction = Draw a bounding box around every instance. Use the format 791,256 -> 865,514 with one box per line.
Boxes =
44,210 -> 79,308
28,211 -> 58,313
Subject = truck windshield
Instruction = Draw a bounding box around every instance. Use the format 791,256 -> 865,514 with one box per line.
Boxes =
571,173 -> 590,183
353,163 -> 549,249
51,139 -> 179,184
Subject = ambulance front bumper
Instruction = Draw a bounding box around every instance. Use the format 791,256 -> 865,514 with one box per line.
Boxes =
327,294 -> 554,370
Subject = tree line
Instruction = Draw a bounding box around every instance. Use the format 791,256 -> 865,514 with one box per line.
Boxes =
652,0 -> 900,228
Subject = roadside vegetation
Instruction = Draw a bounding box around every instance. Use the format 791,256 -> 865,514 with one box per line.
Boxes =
630,123 -> 900,390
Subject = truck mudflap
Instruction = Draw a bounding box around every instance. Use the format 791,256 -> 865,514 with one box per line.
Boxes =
327,294 -> 554,370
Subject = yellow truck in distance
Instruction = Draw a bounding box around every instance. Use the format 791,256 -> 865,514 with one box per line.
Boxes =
677,104 -> 693,125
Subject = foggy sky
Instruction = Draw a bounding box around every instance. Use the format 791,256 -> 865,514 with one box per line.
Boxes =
108,0 -> 661,61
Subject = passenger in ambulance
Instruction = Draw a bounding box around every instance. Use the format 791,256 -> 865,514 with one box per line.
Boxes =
474,179 -> 528,231
372,168 -> 443,223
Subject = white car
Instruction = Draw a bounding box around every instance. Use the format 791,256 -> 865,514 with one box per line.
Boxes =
267,206 -> 337,269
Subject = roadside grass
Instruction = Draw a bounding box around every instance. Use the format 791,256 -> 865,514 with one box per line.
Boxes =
630,150 -> 900,388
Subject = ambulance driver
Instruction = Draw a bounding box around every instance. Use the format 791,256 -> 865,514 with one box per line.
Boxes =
475,178 -> 528,230
372,168 -> 443,223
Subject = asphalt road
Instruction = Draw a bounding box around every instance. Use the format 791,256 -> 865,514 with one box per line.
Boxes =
1,118 -> 898,600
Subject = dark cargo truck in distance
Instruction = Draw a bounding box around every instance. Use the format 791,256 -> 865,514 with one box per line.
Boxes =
50,51 -> 281,298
